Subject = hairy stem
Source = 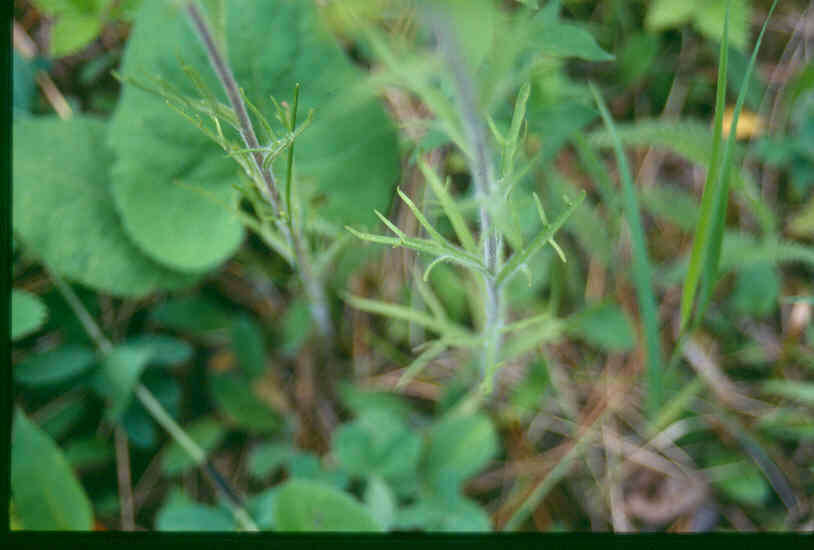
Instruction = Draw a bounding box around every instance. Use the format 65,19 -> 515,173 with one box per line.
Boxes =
185,2 -> 333,342
50,273 -> 259,532
431,12 -> 503,385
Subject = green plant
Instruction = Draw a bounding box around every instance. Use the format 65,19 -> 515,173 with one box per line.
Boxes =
344,0 -> 601,397
12,0 -> 812,534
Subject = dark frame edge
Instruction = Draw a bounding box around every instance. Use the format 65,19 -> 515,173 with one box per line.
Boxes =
2,0 -> 14,539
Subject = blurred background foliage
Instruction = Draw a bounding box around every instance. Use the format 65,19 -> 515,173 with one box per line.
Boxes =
10,0 -> 814,532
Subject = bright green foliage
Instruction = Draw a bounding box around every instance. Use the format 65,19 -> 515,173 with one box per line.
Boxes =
422,413 -> 498,492
32,0 -> 143,57
11,289 -> 48,341
287,453 -> 351,489
273,479 -> 383,531
247,488 -> 278,529
707,456 -> 771,506
530,1 -> 614,62
337,383 -> 416,419
14,346 -> 96,387
762,380 -> 814,406
333,410 -> 423,480
13,117 -> 197,296
365,476 -> 397,530
108,0 -> 400,271
11,409 -> 94,530
155,488 -> 235,531
395,493 -> 492,532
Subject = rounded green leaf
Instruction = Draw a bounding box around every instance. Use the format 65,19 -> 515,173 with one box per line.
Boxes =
11,409 -> 94,530
14,345 -> 96,387
11,288 -> 48,341
156,501 -> 235,531
13,116 -> 197,297
395,494 -> 492,532
273,479 -> 383,532
423,413 -> 498,490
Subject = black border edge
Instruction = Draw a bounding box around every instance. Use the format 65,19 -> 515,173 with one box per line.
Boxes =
3,0 -> 14,539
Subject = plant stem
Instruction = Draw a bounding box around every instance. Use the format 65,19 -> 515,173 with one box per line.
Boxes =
50,273 -> 259,532
185,1 -> 333,343
430,12 -> 503,387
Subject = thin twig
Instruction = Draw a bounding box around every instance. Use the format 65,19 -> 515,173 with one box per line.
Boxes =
114,427 -> 136,531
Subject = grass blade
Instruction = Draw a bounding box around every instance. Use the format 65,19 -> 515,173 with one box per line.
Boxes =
590,83 -> 664,418
694,0 -> 779,326
678,0 -> 731,333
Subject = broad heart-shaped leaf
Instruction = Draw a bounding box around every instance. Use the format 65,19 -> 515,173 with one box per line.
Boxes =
11,288 -> 48,341
13,116 -> 197,297
422,413 -> 498,492
11,408 -> 94,530
108,1 -> 400,271
273,479 -> 383,532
